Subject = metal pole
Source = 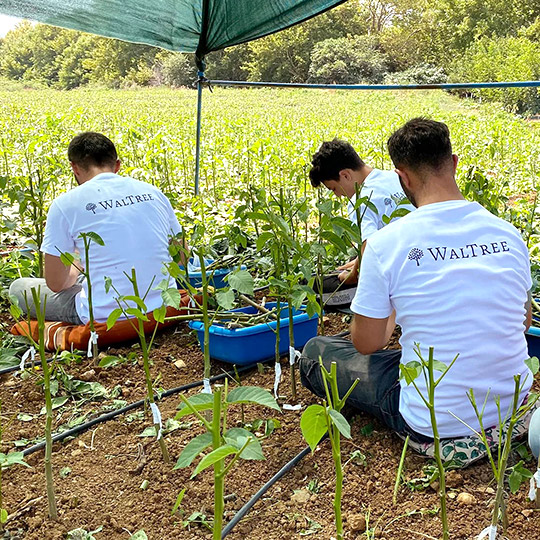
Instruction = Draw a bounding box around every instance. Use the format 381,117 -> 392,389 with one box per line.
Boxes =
194,70 -> 205,196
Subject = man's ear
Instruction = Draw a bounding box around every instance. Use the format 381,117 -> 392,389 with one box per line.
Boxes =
70,162 -> 80,179
395,168 -> 412,189
452,154 -> 459,172
114,159 -> 121,173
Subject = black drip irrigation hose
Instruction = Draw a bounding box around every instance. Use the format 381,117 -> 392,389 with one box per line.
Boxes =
221,445 -> 313,538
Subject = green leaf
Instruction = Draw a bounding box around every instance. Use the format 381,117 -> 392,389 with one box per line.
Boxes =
121,295 -> 147,312
191,445 -> 238,478
328,409 -> 352,439
40,396 -> 68,414
9,299 -> 22,320
174,432 -> 213,469
104,276 -> 112,294
81,231 -> 105,246
300,404 -> 327,452
224,428 -> 264,460
508,470 -> 522,494
256,231 -> 274,251
432,360 -> 448,373
162,288 -> 182,308
130,532 -> 148,540
399,361 -> 422,385
226,269 -> 254,295
60,252 -> 75,267
176,393 -> 215,419
125,308 -> 149,321
227,386 -> 280,411
1,451 -> 30,469
321,231 -> 349,254
17,413 -> 33,422
98,355 -> 124,368
216,289 -> 236,310
525,356 -> 539,375
171,488 -> 186,515
106,308 -> 123,330
153,304 -> 167,324
0,508 -> 7,524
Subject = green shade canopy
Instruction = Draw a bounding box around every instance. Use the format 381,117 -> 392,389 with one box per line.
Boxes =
0,0 -> 347,68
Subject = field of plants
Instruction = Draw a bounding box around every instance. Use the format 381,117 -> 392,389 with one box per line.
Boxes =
0,87 -> 539,539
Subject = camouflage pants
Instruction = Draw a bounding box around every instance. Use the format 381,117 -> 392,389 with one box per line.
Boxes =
299,336 -> 432,443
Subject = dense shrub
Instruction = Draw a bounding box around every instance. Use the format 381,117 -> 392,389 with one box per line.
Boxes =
160,52 -> 195,87
384,64 -> 448,85
308,36 -> 388,84
449,36 -> 540,115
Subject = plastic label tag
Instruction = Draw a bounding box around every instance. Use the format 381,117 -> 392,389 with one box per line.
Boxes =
87,331 -> 99,358
150,402 -> 163,440
478,525 -> 497,540
289,347 -> 301,366
528,470 -> 540,501
273,362 -> 282,399
20,346 -> 36,371
202,378 -> 212,394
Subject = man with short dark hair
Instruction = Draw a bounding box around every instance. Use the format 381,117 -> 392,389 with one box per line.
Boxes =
300,118 -> 533,442
10,132 -> 182,324
310,139 -> 413,286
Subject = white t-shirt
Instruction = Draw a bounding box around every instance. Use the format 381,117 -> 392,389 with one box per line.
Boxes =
41,173 -> 182,324
351,200 -> 532,437
347,169 -> 414,241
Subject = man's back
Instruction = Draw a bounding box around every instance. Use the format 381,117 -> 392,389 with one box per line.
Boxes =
41,173 -> 181,323
353,200 -> 532,436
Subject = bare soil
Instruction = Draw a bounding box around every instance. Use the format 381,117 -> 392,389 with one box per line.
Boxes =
1,312 -> 539,540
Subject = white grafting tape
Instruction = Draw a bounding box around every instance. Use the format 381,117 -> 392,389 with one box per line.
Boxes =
150,402 -> 163,440
202,378 -> 212,394
273,362 -> 282,399
20,346 -> 35,371
289,347 -> 301,366
87,331 -> 99,358
528,470 -> 540,501
477,525 -> 497,540
283,404 -> 302,411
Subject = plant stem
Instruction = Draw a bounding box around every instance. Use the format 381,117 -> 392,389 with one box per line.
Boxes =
427,347 -> 448,540
491,376 -> 521,534
393,435 -> 410,505
131,269 -> 169,463
31,288 -> 57,519
199,253 -> 211,382
212,387 -> 224,540
331,423 -> 344,540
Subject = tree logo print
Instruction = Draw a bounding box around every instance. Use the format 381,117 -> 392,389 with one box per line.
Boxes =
86,202 -> 97,214
408,248 -> 424,266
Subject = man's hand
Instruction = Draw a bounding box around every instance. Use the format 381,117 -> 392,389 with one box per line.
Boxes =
338,257 -> 359,284
44,253 -> 81,292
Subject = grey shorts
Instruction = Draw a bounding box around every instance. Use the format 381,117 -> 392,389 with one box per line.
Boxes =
9,277 -> 83,325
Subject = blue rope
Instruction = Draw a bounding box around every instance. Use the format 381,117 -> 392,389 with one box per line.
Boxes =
205,80 -> 540,91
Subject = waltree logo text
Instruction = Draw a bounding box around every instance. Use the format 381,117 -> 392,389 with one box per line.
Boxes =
85,193 -> 155,213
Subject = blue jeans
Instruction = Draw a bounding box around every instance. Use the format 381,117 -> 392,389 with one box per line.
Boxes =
299,336 -> 432,444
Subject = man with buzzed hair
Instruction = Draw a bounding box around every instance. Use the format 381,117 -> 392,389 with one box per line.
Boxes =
10,132 -> 182,324
301,118 -> 532,442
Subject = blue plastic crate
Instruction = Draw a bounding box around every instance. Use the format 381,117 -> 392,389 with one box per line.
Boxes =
527,326 -> 540,359
181,259 -> 247,290
189,302 -> 318,365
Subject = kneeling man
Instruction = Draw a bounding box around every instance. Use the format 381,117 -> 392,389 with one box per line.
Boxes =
300,118 -> 532,442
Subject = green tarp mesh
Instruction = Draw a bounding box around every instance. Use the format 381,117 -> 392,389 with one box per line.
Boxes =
0,0 -> 347,66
